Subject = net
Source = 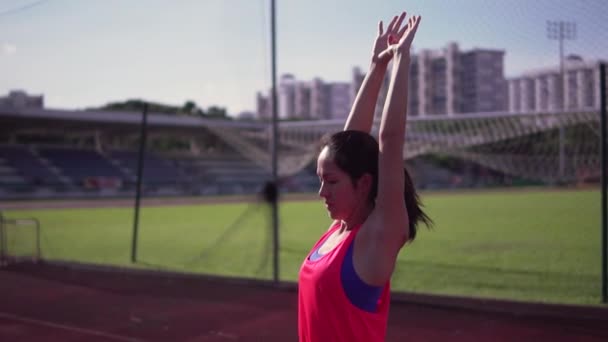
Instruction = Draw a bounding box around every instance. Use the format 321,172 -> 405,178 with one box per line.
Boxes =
134,199 -> 275,279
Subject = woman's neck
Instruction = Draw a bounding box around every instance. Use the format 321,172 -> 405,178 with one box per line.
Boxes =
340,202 -> 373,232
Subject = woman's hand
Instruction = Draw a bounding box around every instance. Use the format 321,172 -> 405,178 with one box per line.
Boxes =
371,12 -> 407,65
378,14 -> 421,62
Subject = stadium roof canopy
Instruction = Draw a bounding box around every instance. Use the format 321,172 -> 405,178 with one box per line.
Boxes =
2,105 -> 576,137
0,106 -> 266,137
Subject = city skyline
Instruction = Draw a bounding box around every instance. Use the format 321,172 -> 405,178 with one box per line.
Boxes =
257,43 -> 605,121
1,0 -> 607,116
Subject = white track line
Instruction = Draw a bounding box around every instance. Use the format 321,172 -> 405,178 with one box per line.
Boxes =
0,311 -> 143,342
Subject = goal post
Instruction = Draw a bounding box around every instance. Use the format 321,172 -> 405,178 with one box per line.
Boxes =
0,214 -> 41,266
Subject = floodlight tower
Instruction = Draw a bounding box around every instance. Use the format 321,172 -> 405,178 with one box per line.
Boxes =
547,20 -> 576,181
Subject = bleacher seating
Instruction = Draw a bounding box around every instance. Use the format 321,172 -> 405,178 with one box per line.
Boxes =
37,147 -> 125,184
281,164 -> 318,193
0,145 -> 277,196
0,163 -> 27,187
4,144 -> 496,198
110,150 -> 184,185
0,145 -> 61,186
176,155 -> 271,194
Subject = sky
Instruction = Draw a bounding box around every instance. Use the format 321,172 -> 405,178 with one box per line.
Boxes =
0,0 -> 607,116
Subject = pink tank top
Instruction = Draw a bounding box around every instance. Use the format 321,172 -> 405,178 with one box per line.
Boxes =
298,222 -> 391,342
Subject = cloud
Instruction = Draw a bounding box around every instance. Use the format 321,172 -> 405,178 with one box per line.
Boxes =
1,43 -> 17,55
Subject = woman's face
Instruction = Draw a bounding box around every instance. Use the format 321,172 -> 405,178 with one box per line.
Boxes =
316,147 -> 366,220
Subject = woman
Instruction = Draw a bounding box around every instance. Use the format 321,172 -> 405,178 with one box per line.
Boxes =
298,12 -> 431,342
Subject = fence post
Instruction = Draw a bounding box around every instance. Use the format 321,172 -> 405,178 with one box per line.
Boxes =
599,62 -> 607,304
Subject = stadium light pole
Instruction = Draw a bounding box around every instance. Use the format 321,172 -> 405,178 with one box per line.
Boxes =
600,63 -> 607,304
270,0 -> 280,284
131,102 -> 149,263
547,20 -> 576,182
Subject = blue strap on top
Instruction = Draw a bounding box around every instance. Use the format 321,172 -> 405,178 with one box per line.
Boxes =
340,241 -> 383,312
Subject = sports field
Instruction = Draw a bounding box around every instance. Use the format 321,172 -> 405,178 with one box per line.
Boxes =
2,188 -> 602,305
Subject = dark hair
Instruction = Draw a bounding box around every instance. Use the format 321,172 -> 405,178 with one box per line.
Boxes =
321,130 -> 432,241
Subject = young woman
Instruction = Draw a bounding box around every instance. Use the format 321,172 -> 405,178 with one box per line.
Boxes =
298,12 -> 431,342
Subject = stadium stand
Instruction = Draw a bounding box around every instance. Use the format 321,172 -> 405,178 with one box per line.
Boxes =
109,150 -> 185,186
175,154 -> 271,195
2,99 -> 591,200
0,145 -> 62,188
37,147 -> 126,185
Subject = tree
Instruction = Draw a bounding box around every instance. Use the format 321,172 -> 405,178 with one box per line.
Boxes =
206,106 -> 229,119
181,100 -> 198,115
91,99 -> 180,114
90,99 -> 232,120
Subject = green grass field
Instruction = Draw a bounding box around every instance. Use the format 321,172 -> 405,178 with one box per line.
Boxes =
2,188 -> 602,305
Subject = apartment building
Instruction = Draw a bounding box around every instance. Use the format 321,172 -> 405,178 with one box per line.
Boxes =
411,42 -> 507,116
256,42 -> 509,119
508,56 -> 604,113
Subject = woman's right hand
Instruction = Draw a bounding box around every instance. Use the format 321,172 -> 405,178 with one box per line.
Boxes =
371,12 -> 407,65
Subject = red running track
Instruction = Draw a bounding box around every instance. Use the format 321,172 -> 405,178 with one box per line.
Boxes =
0,262 -> 607,341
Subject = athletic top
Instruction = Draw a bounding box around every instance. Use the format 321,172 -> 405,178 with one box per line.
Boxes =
298,221 -> 391,342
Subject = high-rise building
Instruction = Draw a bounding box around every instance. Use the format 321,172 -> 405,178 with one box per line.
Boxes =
328,82 -> 351,120
508,56 -> 604,113
256,76 -> 332,120
411,42 -> 507,116
278,74 -> 296,119
294,81 -> 311,119
310,78 -> 330,120
256,91 -> 271,120
461,48 -> 508,113
255,42 -> 510,120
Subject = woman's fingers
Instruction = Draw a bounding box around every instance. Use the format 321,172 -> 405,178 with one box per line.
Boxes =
386,15 -> 399,33
379,12 -> 420,56
395,20 -> 410,42
392,12 -> 407,34
396,24 -> 408,39
397,15 -> 421,44
409,16 -> 421,38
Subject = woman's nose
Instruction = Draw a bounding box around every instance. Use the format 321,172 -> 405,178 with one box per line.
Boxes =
318,183 -> 328,198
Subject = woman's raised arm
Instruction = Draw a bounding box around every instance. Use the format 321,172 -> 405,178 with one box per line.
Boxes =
356,15 -> 422,286
343,12 -> 406,133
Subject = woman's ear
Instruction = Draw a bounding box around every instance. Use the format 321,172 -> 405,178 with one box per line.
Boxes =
357,173 -> 373,197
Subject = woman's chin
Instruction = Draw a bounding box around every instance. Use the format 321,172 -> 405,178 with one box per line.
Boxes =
328,211 -> 341,220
